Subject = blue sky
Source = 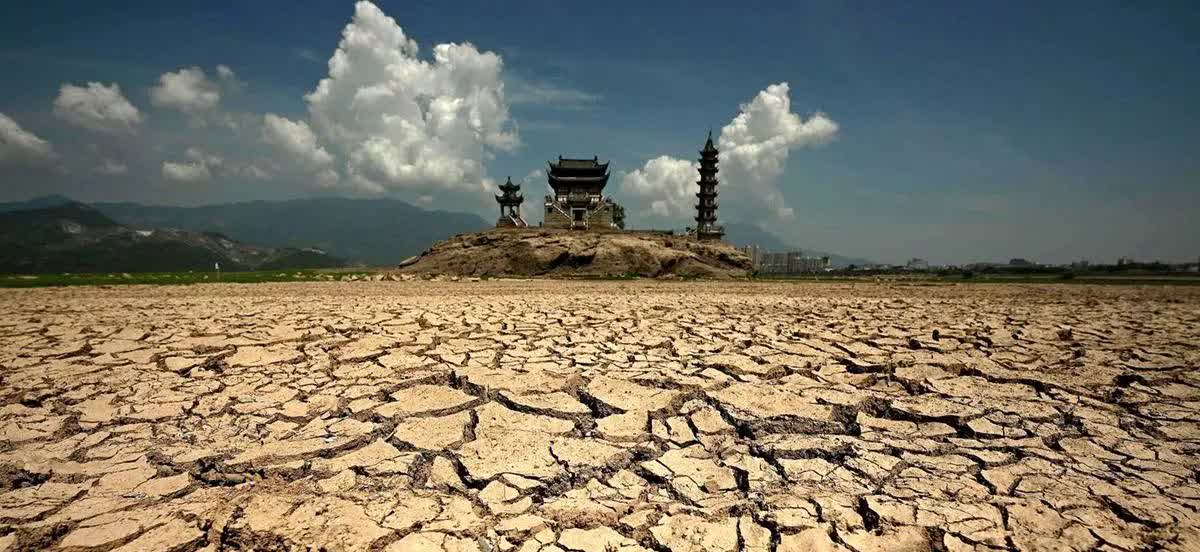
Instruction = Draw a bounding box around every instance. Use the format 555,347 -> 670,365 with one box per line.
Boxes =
1,1 -> 1197,265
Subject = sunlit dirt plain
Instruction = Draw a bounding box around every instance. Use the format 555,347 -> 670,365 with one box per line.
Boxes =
1,281 -> 1197,551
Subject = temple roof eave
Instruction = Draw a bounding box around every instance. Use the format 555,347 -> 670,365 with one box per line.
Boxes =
549,173 -> 610,181
548,158 -> 610,170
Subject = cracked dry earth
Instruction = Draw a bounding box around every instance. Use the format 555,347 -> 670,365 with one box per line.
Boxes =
1,282 -> 1198,552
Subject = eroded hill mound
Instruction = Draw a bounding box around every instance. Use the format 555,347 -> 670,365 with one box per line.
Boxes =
399,228 -> 753,279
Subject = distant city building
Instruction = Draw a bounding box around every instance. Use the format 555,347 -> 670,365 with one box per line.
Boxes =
494,176 -> 528,228
1117,257 -> 1135,266
1008,258 -> 1035,267
753,250 -> 829,274
759,252 -> 788,273
740,244 -> 762,267
793,255 -> 830,273
694,132 -> 724,241
543,156 -> 619,230
906,258 -> 929,270
786,251 -> 804,273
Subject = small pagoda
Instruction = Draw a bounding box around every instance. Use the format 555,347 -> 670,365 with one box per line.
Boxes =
495,176 -> 528,228
694,131 -> 724,240
543,156 -> 618,230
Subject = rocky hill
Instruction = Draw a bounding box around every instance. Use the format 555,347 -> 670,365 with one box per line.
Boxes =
0,202 -> 345,273
399,229 -> 753,279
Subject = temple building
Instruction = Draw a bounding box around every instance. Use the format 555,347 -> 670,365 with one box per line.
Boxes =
543,156 -> 619,230
694,132 -> 724,240
495,176 -> 528,228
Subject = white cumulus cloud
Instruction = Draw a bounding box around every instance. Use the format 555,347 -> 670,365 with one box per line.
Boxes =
184,146 -> 223,167
619,156 -> 698,218
162,160 -> 211,182
162,147 -> 221,182
262,113 -> 333,167
0,113 -> 56,165
53,82 -> 143,133
151,67 -> 221,113
519,169 -> 546,194
215,64 -> 245,94
239,163 -> 274,181
620,82 -> 838,223
305,0 -> 518,197
316,168 -> 339,188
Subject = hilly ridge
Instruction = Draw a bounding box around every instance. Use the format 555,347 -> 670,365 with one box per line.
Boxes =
0,202 -> 345,273
92,197 -> 490,266
1,196 -> 872,270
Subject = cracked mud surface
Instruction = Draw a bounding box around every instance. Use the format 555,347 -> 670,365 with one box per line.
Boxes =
1,281 -> 1198,551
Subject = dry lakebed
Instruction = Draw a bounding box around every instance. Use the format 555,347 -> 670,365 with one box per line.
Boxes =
0,280 -> 1197,551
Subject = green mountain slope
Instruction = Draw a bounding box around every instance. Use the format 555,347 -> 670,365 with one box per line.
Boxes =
0,203 -> 345,273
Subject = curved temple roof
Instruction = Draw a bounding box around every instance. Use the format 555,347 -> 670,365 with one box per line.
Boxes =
548,155 -> 610,173
496,177 -> 524,204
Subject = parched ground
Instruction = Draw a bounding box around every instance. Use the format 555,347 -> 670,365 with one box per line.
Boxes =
0,281 -> 1198,552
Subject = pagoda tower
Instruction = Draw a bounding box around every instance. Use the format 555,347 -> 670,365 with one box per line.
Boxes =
694,131 -> 724,240
495,176 -> 528,227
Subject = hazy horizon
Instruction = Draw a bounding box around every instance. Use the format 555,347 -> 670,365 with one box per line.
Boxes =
2,1 -> 1197,266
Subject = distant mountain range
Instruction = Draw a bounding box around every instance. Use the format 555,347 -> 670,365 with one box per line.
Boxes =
0,201 -> 345,273
92,197 -> 490,266
0,195 -> 79,213
722,222 -> 874,268
0,195 -> 871,270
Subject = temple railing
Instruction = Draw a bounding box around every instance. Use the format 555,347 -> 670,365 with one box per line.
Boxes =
565,191 -> 596,204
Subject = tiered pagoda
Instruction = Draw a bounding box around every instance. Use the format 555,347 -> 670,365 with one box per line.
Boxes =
694,132 -> 724,240
495,176 -> 528,227
543,156 -> 619,230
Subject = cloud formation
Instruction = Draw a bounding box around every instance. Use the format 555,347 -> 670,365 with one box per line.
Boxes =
262,113 -> 333,167
161,147 -> 222,182
507,77 -> 601,109
162,160 -> 211,182
151,67 -> 221,113
305,1 -> 518,195
184,147 -> 223,168
16,3 -> 519,210
239,162 -> 274,181
620,82 -> 837,223
0,113 -> 56,165
53,82 -> 143,133
721,83 -> 838,219
619,156 -> 698,218
216,65 -> 236,81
